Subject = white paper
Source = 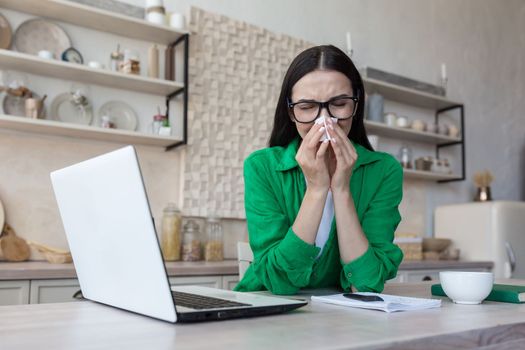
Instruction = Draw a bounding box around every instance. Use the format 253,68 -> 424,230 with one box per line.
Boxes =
314,116 -> 338,142
311,292 -> 441,313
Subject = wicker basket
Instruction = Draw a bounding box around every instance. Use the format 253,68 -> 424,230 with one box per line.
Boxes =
394,236 -> 423,261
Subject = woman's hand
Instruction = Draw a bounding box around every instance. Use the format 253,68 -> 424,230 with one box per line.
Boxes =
295,122 -> 331,193
327,119 -> 358,193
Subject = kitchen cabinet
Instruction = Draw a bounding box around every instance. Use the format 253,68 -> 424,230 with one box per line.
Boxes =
222,275 -> 240,290
0,280 -> 30,305
29,279 -> 81,304
168,276 -> 222,289
0,275 -> 239,305
391,267 -> 490,283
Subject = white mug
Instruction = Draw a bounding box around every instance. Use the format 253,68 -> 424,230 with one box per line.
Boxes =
38,50 -> 54,60
396,116 -> 409,128
146,11 -> 166,25
384,112 -> 397,127
169,13 -> 185,30
88,61 -> 105,69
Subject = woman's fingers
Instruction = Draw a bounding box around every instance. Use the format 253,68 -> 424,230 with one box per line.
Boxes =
330,121 -> 357,165
316,139 -> 330,158
308,124 -> 326,149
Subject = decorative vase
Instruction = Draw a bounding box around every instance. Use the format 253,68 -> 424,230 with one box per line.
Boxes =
474,186 -> 492,202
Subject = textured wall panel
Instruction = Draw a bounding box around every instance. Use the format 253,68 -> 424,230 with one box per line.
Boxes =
185,7 -> 311,218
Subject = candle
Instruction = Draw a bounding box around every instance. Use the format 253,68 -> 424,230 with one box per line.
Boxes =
346,31 -> 352,54
441,63 -> 447,80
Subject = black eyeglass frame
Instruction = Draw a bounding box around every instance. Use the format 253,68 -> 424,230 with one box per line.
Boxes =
287,96 -> 360,124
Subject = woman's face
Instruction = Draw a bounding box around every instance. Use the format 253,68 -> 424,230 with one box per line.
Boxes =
290,69 -> 354,139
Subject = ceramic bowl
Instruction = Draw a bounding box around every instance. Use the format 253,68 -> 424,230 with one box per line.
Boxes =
439,271 -> 494,304
422,238 -> 451,253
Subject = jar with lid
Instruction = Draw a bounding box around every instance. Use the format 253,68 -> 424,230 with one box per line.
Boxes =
204,216 -> 223,261
109,45 -> 123,72
119,49 -> 140,75
160,203 -> 182,261
182,220 -> 202,261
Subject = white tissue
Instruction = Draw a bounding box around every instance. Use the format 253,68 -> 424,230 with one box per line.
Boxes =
315,116 -> 338,142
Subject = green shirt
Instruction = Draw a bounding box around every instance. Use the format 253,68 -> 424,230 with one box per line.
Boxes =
234,137 -> 404,295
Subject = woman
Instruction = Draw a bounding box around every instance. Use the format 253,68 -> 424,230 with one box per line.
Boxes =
235,45 -> 403,295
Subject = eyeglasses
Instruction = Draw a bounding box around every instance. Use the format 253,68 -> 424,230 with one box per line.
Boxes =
287,96 -> 359,124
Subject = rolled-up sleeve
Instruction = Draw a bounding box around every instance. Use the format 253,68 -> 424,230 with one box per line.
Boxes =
241,155 -> 319,295
340,159 -> 404,292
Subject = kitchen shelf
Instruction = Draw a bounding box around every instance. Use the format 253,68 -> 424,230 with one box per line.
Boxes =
403,169 -> 460,182
0,0 -> 188,45
0,49 -> 184,96
362,77 -> 462,110
362,76 -> 466,183
364,120 -> 461,145
0,113 -> 182,148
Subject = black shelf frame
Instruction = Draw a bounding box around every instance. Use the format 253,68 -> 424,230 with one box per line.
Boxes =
435,104 -> 465,183
165,34 -> 189,151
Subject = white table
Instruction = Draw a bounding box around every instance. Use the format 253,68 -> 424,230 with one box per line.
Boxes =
1,281 -> 524,350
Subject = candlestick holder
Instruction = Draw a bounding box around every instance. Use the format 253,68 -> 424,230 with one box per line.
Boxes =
440,77 -> 448,95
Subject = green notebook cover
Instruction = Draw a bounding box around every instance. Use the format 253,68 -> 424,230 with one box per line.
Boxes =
431,283 -> 525,304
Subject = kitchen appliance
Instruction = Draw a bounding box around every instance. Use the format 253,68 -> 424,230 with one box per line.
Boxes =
435,201 -> 525,279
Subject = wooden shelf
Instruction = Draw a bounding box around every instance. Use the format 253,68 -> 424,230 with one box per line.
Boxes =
0,50 -> 183,95
363,77 -> 461,110
0,0 -> 188,45
403,169 -> 460,181
0,114 -> 182,148
364,121 -> 461,145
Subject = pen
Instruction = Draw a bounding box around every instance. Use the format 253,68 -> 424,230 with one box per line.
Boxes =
343,293 -> 384,302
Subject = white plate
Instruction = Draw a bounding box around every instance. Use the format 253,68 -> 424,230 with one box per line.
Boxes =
13,19 -> 71,59
50,92 -> 93,125
95,101 -> 138,131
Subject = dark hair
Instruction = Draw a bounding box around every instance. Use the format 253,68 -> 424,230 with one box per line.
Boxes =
268,45 -> 373,151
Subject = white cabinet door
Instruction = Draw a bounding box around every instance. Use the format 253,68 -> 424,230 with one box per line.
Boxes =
0,280 -> 30,305
222,275 -> 239,290
386,273 -> 405,283
168,276 -> 222,288
405,271 -> 440,283
30,279 -> 81,304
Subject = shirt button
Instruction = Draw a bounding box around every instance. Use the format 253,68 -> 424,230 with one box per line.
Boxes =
347,272 -> 352,278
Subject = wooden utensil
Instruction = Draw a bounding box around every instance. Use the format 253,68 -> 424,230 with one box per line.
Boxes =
27,240 -> 72,264
0,224 -> 30,262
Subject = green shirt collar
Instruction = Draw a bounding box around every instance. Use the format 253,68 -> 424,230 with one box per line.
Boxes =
275,137 -> 382,172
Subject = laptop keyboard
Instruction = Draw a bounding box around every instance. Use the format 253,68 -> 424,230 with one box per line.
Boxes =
172,291 -> 252,310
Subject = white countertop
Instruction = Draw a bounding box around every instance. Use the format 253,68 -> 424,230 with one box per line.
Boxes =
0,281 -> 523,350
0,260 -> 494,280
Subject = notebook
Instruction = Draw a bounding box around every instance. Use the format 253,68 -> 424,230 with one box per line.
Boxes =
311,292 -> 441,313
50,145 -> 307,323
432,283 -> 525,304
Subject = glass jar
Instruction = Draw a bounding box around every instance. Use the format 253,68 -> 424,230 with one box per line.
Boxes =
182,220 -> 202,261
204,216 -> 223,261
119,49 -> 140,75
152,114 -> 163,134
398,145 -> 413,169
109,45 -> 124,72
160,203 -> 182,261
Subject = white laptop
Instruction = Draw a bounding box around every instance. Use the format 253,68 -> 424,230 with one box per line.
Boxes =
50,146 -> 306,323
